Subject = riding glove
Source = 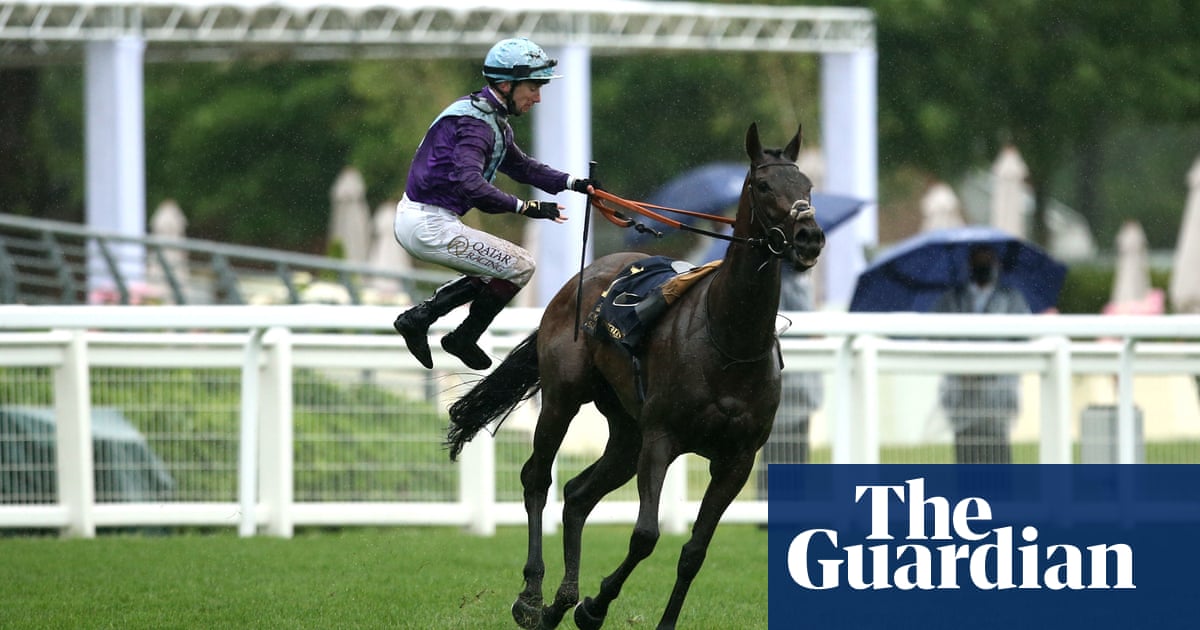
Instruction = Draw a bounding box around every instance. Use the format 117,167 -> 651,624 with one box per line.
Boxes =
520,200 -> 562,220
569,176 -> 602,194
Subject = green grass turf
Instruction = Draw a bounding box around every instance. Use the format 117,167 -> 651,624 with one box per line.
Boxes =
0,524 -> 769,629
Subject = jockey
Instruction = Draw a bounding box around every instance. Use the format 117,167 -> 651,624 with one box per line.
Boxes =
392,37 -> 600,370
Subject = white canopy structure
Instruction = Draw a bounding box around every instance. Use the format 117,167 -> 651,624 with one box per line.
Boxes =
1,0 -> 877,306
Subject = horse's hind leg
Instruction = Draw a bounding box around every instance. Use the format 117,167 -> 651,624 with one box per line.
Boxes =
656,453 -> 754,630
539,409 -> 639,629
575,431 -> 675,630
512,393 -> 581,630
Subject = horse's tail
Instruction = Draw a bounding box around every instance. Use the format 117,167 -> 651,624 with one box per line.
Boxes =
445,329 -> 542,461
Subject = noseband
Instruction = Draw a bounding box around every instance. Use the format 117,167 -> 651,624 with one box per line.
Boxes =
746,162 -> 816,259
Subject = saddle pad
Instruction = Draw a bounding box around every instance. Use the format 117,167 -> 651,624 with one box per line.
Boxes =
661,259 -> 722,302
582,256 -> 721,353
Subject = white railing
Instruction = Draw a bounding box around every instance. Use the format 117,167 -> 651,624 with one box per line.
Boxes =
1,305 -> 1199,538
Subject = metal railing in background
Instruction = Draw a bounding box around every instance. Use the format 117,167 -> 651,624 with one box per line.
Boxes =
0,2 -> 875,64
0,213 -> 456,306
1,306 -> 1198,539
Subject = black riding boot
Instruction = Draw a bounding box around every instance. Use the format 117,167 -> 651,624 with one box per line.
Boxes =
393,277 -> 482,369
440,281 -> 518,370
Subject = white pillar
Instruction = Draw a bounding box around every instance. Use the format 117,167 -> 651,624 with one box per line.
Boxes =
532,44 -> 592,307
820,49 -> 878,310
85,37 -> 147,293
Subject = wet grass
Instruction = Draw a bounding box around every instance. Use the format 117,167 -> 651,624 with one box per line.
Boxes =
0,524 -> 769,629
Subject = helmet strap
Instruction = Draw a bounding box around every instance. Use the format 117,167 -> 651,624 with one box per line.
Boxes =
493,81 -> 522,117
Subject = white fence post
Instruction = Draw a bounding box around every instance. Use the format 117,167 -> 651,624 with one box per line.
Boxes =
831,336 -> 855,465
1117,337 -> 1138,465
55,329 -> 95,538
238,328 -> 265,537
854,335 -> 880,464
660,456 -> 689,535
1040,336 -> 1073,464
545,454 -> 559,536
460,435 -> 496,536
259,327 -> 294,538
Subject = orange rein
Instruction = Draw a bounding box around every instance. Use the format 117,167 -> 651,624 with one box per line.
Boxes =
587,189 -> 735,234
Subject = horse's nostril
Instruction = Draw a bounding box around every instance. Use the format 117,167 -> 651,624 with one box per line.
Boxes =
795,224 -> 823,243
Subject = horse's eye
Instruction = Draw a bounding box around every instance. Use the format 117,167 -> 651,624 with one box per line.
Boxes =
756,180 -> 771,193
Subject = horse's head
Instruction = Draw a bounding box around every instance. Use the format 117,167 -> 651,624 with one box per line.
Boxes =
743,122 -> 825,271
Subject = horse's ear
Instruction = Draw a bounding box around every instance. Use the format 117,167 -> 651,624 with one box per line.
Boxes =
784,124 -> 803,162
745,122 -> 763,161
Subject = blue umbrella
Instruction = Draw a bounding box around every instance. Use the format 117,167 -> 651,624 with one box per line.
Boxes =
848,226 -> 1068,314
626,161 -> 869,248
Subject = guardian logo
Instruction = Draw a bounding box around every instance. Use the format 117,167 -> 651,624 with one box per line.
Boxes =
788,478 -> 1134,591
768,465 -> 1200,630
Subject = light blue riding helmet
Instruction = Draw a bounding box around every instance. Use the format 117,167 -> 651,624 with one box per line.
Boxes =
482,37 -> 562,82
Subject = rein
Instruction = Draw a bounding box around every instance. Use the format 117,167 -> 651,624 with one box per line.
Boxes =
587,161 -> 812,257
588,189 -> 741,243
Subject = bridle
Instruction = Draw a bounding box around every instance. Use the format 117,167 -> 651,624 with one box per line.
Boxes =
745,162 -> 815,260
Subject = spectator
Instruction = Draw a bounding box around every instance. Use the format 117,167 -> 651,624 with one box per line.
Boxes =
931,244 -> 1030,464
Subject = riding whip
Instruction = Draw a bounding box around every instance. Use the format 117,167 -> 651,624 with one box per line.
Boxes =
574,160 -> 597,341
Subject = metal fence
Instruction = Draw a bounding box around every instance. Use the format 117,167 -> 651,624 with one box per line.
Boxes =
1,305 -> 1198,538
0,212 -> 456,306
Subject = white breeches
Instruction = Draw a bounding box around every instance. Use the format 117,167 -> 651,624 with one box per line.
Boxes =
393,195 -> 535,287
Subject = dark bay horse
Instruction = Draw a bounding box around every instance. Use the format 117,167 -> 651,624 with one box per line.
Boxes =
446,123 -> 825,629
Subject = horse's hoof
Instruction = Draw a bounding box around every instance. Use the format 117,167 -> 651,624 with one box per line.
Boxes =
573,597 -> 606,630
511,599 -> 542,629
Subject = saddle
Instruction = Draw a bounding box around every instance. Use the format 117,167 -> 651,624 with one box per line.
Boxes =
582,256 -> 722,399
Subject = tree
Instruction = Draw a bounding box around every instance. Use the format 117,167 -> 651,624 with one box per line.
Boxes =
145,60 -> 362,251
3,66 -> 85,222
0,69 -> 41,217
871,0 -> 1200,246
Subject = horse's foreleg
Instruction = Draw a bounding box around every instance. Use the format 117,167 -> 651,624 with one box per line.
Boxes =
656,454 -> 754,630
513,404 -> 576,630
575,433 -> 674,630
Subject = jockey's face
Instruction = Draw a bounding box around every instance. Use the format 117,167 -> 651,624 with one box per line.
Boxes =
504,80 -> 543,115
